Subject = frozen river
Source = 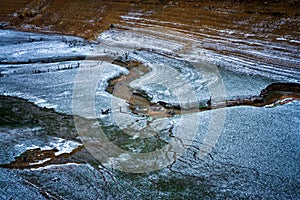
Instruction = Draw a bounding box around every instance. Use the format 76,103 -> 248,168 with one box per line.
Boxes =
0,28 -> 300,199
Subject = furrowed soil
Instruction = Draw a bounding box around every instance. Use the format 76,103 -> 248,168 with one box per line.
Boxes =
0,0 -> 299,40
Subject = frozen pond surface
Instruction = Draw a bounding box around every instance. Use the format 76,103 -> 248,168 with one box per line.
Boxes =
0,29 -> 300,199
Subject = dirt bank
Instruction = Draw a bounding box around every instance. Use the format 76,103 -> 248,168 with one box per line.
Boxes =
0,0 -> 299,40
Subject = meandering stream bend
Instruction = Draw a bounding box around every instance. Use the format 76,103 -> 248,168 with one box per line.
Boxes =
107,57 -> 300,119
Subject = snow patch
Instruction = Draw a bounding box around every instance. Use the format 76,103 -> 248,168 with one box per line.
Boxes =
29,163 -> 84,171
276,37 -> 287,41
26,137 -> 82,156
264,98 -> 296,108
29,158 -> 52,166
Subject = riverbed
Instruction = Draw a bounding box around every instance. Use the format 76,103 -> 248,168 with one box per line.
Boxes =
0,1 -> 300,199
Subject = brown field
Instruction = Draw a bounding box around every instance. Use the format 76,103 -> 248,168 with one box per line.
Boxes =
0,0 -> 299,40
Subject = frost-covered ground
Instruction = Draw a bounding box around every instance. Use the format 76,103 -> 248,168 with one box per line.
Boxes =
0,127 -> 82,166
0,29 -> 300,199
1,100 -> 299,199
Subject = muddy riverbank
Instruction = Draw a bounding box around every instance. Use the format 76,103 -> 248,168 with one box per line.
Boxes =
107,58 -> 300,118
1,0 -> 299,40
